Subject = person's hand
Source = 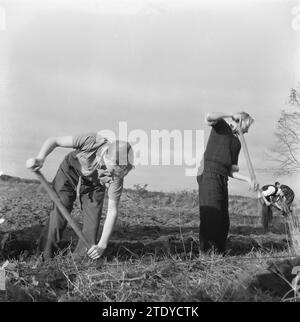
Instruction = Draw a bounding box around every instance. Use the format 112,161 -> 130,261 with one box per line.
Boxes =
26,158 -> 44,171
98,169 -> 114,186
265,200 -> 271,207
100,176 -> 113,185
249,179 -> 259,192
87,244 -> 106,260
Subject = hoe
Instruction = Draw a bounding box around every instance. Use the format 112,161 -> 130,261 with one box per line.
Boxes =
30,168 -> 90,250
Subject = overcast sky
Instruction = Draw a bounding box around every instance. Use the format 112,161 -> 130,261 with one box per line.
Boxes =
0,0 -> 299,197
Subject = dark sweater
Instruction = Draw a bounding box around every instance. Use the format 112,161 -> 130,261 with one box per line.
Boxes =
199,119 -> 241,178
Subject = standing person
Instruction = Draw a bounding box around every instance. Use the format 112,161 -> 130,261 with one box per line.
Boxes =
26,133 -> 134,260
197,112 -> 258,254
260,182 -> 283,232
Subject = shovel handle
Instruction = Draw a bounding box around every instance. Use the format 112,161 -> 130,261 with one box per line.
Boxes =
237,127 -> 256,181
237,127 -> 264,204
33,169 -> 90,249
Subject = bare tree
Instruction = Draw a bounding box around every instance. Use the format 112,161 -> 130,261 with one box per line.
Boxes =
272,87 -> 300,174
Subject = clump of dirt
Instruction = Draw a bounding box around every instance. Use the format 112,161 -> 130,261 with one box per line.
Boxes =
0,225 -> 43,259
250,256 -> 300,300
0,258 -> 78,302
227,234 -> 288,255
0,225 -> 78,260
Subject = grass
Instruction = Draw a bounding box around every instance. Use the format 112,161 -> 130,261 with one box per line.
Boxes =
2,245 -> 298,302
286,210 -> 300,256
1,176 -> 300,302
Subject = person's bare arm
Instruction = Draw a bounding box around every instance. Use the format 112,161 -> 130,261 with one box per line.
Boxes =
261,194 -> 271,206
37,136 -> 74,159
98,198 -> 118,248
205,112 -> 234,126
87,198 -> 119,260
26,136 -> 74,171
271,202 -> 282,211
229,165 -> 259,192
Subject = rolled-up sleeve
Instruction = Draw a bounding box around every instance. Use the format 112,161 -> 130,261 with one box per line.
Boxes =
73,133 -> 97,150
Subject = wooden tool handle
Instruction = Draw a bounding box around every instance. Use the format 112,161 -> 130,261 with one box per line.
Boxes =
237,127 -> 264,203
237,128 -> 256,181
33,169 -> 90,249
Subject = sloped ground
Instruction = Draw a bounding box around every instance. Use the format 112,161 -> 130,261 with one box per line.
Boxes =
0,175 -> 299,302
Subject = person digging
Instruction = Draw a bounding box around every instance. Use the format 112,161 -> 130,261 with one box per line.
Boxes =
260,182 -> 283,232
197,112 -> 259,254
26,133 -> 134,260
260,182 -> 295,232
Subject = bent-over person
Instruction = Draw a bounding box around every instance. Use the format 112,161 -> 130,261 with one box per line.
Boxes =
26,133 -> 134,260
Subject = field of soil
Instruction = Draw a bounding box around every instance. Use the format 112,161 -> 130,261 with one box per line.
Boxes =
0,174 -> 299,302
